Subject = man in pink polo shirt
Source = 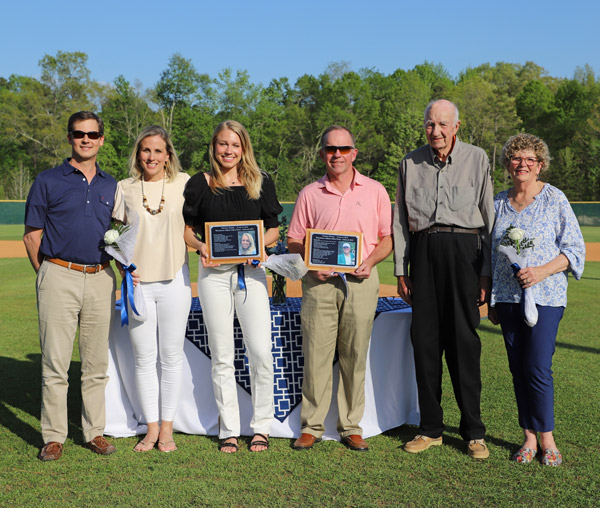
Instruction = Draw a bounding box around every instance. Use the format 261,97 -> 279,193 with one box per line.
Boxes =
288,125 -> 393,451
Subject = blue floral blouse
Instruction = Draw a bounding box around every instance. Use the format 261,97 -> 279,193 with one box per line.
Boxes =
491,184 -> 585,307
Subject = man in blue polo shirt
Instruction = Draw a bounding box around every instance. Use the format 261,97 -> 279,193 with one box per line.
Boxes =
24,111 -> 118,461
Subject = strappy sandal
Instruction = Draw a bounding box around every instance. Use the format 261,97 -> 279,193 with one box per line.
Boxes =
250,433 -> 269,452
158,440 -> 177,453
133,439 -> 157,452
219,437 -> 239,453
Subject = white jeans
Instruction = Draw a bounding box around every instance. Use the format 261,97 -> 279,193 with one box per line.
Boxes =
197,263 -> 274,438
128,266 -> 192,423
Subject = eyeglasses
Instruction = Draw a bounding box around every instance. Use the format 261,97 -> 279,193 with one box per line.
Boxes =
70,130 -> 102,140
510,156 -> 538,167
323,145 -> 354,155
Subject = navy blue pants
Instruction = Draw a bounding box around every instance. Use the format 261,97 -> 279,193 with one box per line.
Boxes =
495,303 -> 564,432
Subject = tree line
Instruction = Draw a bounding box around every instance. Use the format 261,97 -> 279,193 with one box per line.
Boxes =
1,51 -> 599,201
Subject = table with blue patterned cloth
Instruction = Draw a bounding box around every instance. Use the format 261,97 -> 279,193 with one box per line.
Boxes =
186,297 -> 410,423
105,297 -> 418,440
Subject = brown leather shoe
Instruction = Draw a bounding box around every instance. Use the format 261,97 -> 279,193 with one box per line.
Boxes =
38,441 -> 63,461
341,434 -> 369,451
293,433 -> 319,450
86,436 -> 116,455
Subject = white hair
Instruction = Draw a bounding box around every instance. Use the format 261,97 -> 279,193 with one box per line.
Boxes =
424,99 -> 459,126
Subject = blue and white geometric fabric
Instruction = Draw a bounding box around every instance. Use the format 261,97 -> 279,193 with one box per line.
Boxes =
185,296 -> 410,422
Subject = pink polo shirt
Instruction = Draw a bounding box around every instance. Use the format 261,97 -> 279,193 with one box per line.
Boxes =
288,168 -> 392,259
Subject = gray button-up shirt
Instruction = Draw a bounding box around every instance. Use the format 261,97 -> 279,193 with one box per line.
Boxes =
393,138 -> 495,277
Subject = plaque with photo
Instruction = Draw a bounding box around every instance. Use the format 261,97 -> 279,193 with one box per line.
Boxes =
305,229 -> 363,273
205,220 -> 264,264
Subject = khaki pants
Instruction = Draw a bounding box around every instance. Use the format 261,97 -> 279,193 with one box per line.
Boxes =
299,267 -> 379,438
36,260 -> 116,444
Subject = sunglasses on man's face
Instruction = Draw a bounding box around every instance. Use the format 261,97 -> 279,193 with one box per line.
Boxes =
322,145 -> 354,155
70,130 -> 102,140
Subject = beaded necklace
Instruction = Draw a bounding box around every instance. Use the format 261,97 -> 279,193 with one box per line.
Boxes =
141,175 -> 166,215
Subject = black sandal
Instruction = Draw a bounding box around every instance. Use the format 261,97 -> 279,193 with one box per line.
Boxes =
218,437 -> 239,452
250,433 -> 269,452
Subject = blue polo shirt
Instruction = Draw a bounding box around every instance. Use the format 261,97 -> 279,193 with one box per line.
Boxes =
25,159 -> 117,265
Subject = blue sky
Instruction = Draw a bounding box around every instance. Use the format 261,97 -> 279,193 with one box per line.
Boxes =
1,0 -> 598,90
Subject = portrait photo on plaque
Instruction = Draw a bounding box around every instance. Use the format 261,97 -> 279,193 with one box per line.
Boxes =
205,220 -> 264,264
305,229 -> 363,272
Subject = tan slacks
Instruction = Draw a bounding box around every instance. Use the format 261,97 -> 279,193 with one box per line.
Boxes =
36,260 -> 116,443
299,267 -> 379,438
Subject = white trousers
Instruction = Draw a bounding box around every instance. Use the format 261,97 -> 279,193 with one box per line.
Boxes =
197,263 -> 274,438
128,266 -> 192,423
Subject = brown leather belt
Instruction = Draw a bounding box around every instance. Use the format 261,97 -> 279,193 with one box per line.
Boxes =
47,258 -> 110,273
422,226 -> 480,235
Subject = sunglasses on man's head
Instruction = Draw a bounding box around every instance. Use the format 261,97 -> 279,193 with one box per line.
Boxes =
70,130 -> 102,140
323,145 -> 354,155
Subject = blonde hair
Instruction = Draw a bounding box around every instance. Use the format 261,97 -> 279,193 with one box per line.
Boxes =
208,120 -> 263,200
129,125 -> 182,181
240,232 -> 256,254
501,133 -> 551,172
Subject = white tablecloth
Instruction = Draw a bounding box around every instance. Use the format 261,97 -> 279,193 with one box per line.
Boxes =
105,298 -> 419,440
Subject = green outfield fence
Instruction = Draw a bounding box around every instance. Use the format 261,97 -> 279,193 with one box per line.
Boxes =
2,200 -> 599,226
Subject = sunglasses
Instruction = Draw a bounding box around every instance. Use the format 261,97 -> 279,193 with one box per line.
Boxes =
70,130 -> 102,140
323,145 -> 354,155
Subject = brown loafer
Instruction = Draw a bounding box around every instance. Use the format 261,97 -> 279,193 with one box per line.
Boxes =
38,441 -> 63,461
341,434 -> 369,451
293,433 -> 319,450
86,436 -> 116,455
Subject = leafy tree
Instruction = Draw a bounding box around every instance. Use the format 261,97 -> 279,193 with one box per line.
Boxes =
100,75 -> 159,178
154,53 -> 212,132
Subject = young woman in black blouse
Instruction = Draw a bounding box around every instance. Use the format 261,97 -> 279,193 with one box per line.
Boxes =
183,120 -> 282,453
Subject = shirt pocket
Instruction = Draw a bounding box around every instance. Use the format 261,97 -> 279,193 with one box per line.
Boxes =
95,194 -> 114,223
408,187 -> 436,218
447,186 -> 477,212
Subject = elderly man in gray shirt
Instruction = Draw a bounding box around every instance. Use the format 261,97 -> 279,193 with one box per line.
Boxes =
393,99 -> 494,459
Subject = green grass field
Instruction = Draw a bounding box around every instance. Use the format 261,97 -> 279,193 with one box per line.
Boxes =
1,229 -> 599,507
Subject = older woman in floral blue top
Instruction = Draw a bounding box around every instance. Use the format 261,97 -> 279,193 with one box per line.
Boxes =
489,133 -> 585,466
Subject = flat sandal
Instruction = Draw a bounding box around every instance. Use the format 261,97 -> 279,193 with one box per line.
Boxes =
249,433 -> 269,452
512,447 -> 537,464
219,437 -> 239,453
541,448 -> 562,466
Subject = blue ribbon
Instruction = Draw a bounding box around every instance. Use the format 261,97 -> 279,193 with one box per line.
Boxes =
237,260 -> 260,303
510,262 -> 527,321
115,263 -> 141,326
